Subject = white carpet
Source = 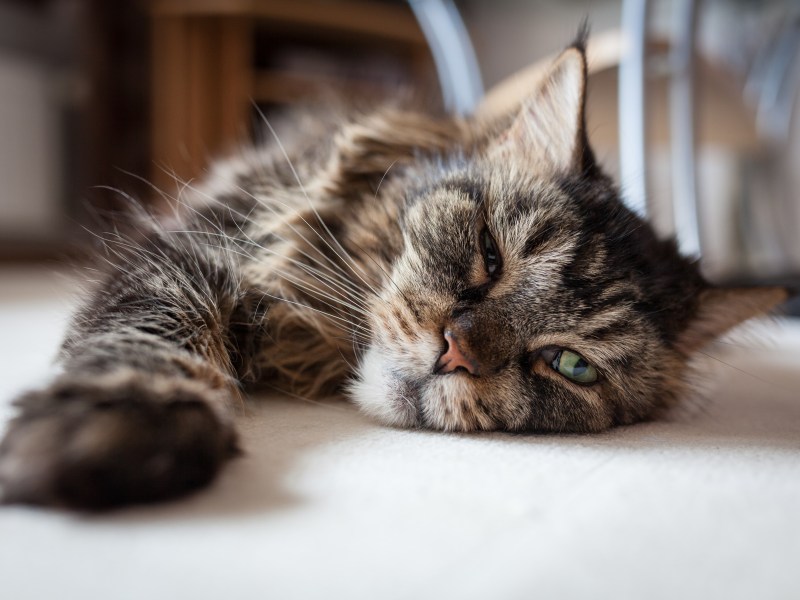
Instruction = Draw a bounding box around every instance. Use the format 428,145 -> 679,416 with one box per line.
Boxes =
0,266 -> 799,600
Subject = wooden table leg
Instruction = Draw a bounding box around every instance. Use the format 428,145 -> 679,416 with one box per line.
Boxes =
151,15 -> 252,205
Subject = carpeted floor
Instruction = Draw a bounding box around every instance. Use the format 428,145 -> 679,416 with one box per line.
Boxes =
1,266 -> 799,600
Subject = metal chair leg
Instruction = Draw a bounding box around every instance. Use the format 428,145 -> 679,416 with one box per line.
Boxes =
670,0 -> 702,257
619,0 -> 651,219
408,0 -> 484,116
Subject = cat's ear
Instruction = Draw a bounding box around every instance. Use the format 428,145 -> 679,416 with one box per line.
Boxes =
676,286 -> 788,353
487,45 -> 589,174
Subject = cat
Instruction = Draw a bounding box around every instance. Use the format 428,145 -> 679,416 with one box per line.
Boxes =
0,37 -> 787,510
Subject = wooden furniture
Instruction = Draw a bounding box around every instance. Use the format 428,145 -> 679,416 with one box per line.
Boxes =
149,0 -> 432,195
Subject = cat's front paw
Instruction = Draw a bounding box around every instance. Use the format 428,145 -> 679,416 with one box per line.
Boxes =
0,373 -> 239,510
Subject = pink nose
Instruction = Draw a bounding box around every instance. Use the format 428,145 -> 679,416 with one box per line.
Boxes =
435,330 -> 479,376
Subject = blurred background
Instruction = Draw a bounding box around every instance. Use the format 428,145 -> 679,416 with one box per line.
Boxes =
0,0 -> 799,312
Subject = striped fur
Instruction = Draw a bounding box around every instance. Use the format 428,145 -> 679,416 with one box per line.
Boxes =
0,41 -> 785,509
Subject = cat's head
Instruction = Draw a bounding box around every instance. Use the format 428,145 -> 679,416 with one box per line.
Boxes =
350,43 -> 786,433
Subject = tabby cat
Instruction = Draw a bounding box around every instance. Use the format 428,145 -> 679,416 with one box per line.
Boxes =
0,39 -> 786,509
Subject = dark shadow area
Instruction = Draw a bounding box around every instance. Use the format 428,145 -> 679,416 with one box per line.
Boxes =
98,396 -> 378,523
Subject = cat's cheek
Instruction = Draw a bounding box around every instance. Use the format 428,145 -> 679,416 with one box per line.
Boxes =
348,346 -> 420,428
528,360 -> 614,431
529,360 -> 602,404
370,311 -> 441,380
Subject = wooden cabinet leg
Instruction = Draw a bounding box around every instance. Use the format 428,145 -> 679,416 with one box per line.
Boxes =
151,15 -> 252,203
151,15 -> 191,200
219,18 -> 253,150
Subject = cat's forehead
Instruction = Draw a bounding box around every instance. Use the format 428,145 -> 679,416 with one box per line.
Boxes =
483,174 -> 584,234
408,167 -> 595,242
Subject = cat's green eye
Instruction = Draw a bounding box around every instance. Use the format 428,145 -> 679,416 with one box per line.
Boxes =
541,348 -> 598,384
481,227 -> 501,277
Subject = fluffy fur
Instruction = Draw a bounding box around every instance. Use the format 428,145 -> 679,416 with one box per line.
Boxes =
0,40 -> 786,509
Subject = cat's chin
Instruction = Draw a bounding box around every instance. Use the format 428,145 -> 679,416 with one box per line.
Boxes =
348,345 -> 422,429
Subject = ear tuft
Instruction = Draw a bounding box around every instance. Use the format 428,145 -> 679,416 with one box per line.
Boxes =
573,19 -> 590,53
488,46 -> 588,174
676,286 -> 789,354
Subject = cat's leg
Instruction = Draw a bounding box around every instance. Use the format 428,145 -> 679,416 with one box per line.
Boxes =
0,227 -> 262,510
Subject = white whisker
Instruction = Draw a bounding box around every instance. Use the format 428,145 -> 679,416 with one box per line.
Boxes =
252,103 -> 383,297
